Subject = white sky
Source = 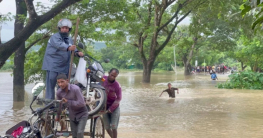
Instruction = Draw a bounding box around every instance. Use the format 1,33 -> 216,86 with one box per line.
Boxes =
0,0 -> 54,41
0,0 -> 190,41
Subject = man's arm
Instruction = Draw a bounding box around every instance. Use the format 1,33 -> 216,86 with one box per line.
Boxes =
108,84 -> 122,113
172,87 -> 179,94
160,89 -> 167,97
49,34 -> 71,51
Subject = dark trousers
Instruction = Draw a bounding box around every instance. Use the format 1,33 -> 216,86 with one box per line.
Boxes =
70,116 -> 88,138
45,71 -> 67,100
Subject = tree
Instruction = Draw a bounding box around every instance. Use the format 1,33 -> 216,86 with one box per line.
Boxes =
13,0 -> 27,101
235,35 -> 263,72
0,0 -> 82,69
101,0 -> 206,82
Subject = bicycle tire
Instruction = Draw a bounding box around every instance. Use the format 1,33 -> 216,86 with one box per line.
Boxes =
37,115 -> 56,137
92,117 -> 105,138
86,88 -> 106,116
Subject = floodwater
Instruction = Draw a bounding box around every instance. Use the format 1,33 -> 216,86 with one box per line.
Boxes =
0,71 -> 263,138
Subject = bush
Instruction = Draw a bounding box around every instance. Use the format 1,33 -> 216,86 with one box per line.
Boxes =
217,71 -> 263,90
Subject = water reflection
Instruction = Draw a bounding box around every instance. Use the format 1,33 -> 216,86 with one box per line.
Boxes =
1,71 -> 263,138
12,101 -> 25,110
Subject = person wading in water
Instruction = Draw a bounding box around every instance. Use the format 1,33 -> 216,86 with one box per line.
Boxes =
159,83 -> 179,98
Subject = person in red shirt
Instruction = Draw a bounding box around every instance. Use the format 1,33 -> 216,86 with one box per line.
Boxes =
159,83 -> 179,98
101,68 -> 122,138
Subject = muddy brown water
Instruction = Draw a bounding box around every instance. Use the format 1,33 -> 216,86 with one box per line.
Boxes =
0,71 -> 263,138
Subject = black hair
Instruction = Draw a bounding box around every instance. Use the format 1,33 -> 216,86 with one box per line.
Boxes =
109,68 -> 119,74
56,74 -> 68,80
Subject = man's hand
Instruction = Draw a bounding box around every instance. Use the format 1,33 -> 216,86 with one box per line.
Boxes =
62,98 -> 68,103
177,89 -> 179,94
78,52 -> 84,57
68,45 -> 76,51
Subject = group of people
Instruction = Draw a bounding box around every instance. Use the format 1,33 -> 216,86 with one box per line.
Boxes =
193,64 -> 229,75
42,18 -> 121,138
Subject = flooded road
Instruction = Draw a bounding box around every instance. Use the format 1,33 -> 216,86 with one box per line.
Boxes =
0,71 -> 263,138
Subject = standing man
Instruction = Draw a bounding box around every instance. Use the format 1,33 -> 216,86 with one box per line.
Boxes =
56,74 -> 88,138
159,83 -> 179,98
101,68 -> 122,138
42,18 -> 83,100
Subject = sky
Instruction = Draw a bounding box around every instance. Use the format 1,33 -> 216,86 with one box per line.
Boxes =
0,0 -> 190,41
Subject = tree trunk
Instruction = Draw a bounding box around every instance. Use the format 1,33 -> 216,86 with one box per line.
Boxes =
183,37 -> 198,75
13,0 -> 27,101
183,58 -> 191,75
142,60 -> 154,83
13,45 -> 25,101
241,62 -> 247,71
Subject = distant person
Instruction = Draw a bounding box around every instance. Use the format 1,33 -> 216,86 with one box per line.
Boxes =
101,68 -> 122,138
159,83 -> 179,98
222,65 -> 225,74
211,72 -> 218,80
197,66 -> 200,73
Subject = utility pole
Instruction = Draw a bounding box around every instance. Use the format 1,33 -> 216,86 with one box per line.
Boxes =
174,45 -> 177,75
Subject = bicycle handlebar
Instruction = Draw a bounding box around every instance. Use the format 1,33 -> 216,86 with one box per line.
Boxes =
36,100 -> 61,114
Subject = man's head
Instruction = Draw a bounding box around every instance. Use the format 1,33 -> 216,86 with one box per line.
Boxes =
57,19 -> 72,37
108,68 -> 119,83
56,74 -> 69,90
167,83 -> 172,88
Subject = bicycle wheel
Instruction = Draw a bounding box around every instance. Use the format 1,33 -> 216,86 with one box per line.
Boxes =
37,118 -> 54,137
37,112 -> 56,137
86,88 -> 106,116
92,117 -> 105,138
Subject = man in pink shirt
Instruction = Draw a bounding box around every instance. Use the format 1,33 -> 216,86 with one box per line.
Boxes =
101,68 -> 122,138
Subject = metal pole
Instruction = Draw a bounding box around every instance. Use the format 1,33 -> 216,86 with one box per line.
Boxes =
174,45 -> 177,75
204,59 -> 205,75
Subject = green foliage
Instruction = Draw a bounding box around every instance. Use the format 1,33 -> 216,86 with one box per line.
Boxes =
24,43 -> 46,84
217,71 -> 263,90
240,0 -> 263,29
228,34 -> 263,72
0,61 -> 13,71
101,62 -> 118,73
0,12 -> 12,24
